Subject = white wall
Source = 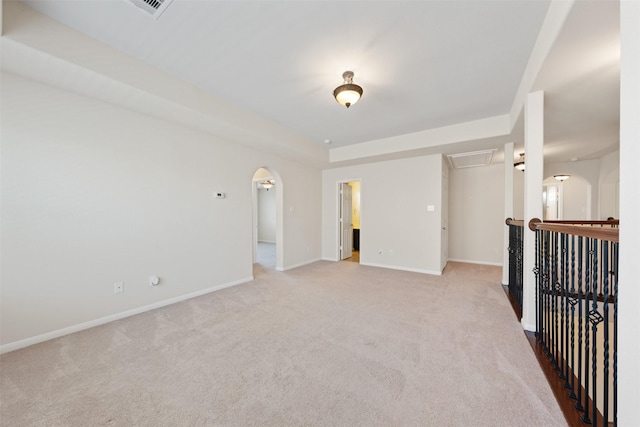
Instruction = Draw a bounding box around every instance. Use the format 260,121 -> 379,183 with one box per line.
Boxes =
449,164 -> 505,265
440,156 -> 450,270
0,72 -> 322,349
598,150 -> 620,219
560,176 -> 591,219
258,188 -> 276,242
619,2 -> 640,423
322,155 -> 443,274
513,168 -> 525,219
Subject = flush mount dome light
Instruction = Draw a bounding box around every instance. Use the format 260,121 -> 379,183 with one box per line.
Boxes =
554,174 -> 571,181
260,180 -> 275,190
333,71 -> 363,108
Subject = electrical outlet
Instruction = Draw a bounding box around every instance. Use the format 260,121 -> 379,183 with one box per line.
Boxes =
114,282 -> 124,294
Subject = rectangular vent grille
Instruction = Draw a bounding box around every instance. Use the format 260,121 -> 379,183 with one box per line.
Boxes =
128,0 -> 173,19
447,149 -> 497,169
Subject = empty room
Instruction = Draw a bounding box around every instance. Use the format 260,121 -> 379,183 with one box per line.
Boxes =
1,0 -> 638,425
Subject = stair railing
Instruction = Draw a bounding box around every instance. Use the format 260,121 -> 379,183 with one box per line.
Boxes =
505,218 -> 524,317
528,218 -> 619,426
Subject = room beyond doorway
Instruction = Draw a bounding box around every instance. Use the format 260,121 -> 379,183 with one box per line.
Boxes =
339,180 -> 361,263
344,250 -> 360,263
252,167 -> 283,271
256,242 -> 276,269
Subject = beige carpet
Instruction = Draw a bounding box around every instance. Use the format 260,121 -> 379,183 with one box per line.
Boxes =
0,261 -> 566,426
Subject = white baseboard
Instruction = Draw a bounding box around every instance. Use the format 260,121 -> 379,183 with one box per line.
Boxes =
281,257 -> 322,271
448,258 -> 503,267
257,240 -> 276,244
0,276 -> 254,355
321,257 -> 340,262
360,261 -> 442,276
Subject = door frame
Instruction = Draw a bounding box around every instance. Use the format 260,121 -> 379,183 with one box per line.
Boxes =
252,167 -> 284,271
335,178 -> 361,262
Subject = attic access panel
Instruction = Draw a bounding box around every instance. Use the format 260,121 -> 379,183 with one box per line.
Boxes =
127,0 -> 173,19
447,149 -> 497,169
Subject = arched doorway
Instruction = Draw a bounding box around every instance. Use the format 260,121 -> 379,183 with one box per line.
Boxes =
543,174 -> 591,220
252,168 -> 284,271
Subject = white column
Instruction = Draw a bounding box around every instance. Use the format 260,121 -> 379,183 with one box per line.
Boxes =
522,91 -> 544,331
618,1 -> 640,424
502,142 -> 514,285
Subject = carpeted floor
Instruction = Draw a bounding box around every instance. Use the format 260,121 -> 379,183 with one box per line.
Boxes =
256,242 -> 276,269
0,261 -> 566,426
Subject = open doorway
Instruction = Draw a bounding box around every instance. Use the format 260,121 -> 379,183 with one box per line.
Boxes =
543,175 -> 591,220
339,180 -> 361,263
543,183 -> 562,220
252,167 -> 283,271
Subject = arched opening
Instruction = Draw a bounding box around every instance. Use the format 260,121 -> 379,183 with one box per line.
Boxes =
543,174 -> 591,220
252,167 -> 284,272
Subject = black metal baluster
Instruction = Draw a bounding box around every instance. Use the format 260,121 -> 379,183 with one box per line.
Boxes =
551,231 -> 559,370
588,239 -> 602,426
602,240 -> 610,426
508,224 -> 515,304
568,234 -> 578,400
529,223 -> 618,424
538,228 -> 545,344
534,228 -> 541,340
517,225 -> 523,310
561,233 -> 570,387
544,230 -> 552,355
581,238 -> 593,425
575,235 -> 585,413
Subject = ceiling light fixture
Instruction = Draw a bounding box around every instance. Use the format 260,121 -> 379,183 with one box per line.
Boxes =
260,180 -> 275,190
554,174 -> 571,182
333,71 -> 363,108
514,153 -> 525,171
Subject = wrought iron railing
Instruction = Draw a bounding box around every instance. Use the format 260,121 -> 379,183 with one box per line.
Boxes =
529,219 -> 619,426
506,218 -> 524,317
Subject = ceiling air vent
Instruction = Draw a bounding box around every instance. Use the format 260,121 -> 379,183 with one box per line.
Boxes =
128,0 -> 173,19
447,149 -> 497,169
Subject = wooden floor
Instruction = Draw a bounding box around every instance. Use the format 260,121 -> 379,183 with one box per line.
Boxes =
344,250 -> 359,263
502,286 -> 610,427
525,332 -> 610,427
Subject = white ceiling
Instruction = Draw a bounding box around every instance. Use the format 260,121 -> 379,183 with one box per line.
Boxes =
8,0 -> 621,166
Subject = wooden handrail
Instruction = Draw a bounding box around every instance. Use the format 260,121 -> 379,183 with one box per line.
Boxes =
543,219 -> 619,226
505,218 -> 525,227
528,218 -> 619,243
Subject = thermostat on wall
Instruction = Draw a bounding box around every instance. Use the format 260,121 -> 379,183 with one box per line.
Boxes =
215,192 -> 225,199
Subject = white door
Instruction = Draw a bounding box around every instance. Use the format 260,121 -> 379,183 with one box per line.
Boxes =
340,183 -> 353,260
543,185 -> 560,220
441,169 -> 449,270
